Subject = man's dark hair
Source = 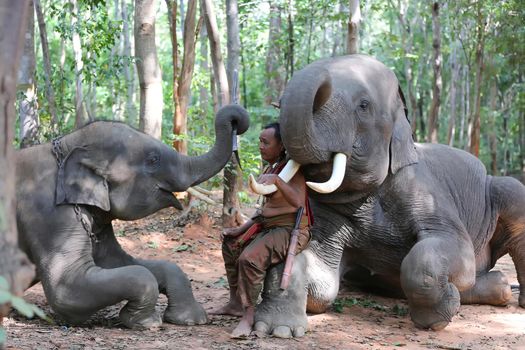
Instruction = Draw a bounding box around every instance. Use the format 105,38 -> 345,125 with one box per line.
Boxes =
263,122 -> 281,142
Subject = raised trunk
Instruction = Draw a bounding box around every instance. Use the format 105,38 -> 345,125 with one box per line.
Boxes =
280,64 -> 330,164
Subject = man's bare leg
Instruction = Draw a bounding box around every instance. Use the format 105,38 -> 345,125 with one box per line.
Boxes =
210,289 -> 243,316
231,306 -> 255,338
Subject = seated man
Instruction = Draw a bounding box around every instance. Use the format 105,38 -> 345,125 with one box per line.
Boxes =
211,122 -> 312,338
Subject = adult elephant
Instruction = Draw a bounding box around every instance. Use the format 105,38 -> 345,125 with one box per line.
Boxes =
250,54 -> 525,337
15,104 -> 249,329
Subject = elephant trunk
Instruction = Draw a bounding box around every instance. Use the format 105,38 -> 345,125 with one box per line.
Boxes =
280,63 -> 333,164
174,104 -> 249,190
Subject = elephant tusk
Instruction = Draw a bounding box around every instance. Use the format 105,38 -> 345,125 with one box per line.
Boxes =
249,159 -> 301,195
306,153 -> 347,194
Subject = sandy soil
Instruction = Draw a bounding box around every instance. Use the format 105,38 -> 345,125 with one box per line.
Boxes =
4,205 -> 525,350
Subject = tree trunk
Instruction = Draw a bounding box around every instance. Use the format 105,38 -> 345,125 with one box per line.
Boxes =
199,23 -> 210,117
447,39 -> 459,146
346,0 -> 360,54
468,3 -> 485,157
201,0 -> 229,106
223,0 -> 243,228
488,76 -> 498,175
427,1 -> 441,143
122,0 -> 136,125
170,0 -> 200,154
34,0 -> 58,130
135,0 -> 163,139
17,0 -> 39,148
70,0 -> 89,129
265,1 -> 284,105
0,0 -> 35,322
285,0 -> 294,83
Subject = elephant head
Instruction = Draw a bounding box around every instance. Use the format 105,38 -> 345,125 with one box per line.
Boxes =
54,104 -> 249,220
277,54 -> 417,201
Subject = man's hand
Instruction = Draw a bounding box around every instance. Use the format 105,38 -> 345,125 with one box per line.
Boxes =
221,227 -> 243,240
257,174 -> 280,185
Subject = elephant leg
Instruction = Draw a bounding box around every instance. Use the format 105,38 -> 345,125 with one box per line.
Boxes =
44,261 -> 161,329
254,248 -> 340,338
460,271 -> 512,305
137,259 -> 208,325
491,176 -> 525,308
93,225 -> 207,325
400,236 -> 476,330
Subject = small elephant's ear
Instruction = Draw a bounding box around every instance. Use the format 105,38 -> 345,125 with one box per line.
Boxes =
55,147 -> 110,211
389,86 -> 418,174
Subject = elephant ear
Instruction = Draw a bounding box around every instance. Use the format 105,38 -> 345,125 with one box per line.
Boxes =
55,147 -> 110,211
389,86 -> 418,174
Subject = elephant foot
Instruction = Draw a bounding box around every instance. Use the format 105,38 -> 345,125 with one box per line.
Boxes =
119,302 -> 162,329
163,302 -> 208,326
254,298 -> 308,338
460,271 -> 512,306
410,283 -> 460,331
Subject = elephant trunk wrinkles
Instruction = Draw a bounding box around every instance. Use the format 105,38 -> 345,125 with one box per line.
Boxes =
176,104 -> 249,189
280,63 -> 332,165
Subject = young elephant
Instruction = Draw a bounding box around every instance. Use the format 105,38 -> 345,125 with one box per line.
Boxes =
15,105 -> 249,329
251,54 -> 525,336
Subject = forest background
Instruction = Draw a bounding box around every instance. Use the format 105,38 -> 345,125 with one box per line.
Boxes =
14,0 -> 525,187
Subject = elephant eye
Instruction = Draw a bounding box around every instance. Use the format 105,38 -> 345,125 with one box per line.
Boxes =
359,100 -> 369,111
146,153 -> 160,166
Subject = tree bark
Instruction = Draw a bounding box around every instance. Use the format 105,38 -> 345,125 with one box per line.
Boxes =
70,0 -> 89,129
223,0 -> 243,227
122,0 -> 136,125
447,39 -> 459,146
135,0 -> 163,139
285,0 -> 294,83
34,0 -> 58,130
427,1 -> 441,143
199,21 -> 209,117
0,0 -> 36,322
201,0 -> 229,107
488,76 -> 498,175
170,0 -> 201,154
346,0 -> 360,54
468,2 -> 485,157
265,1 -> 284,105
18,0 -> 40,148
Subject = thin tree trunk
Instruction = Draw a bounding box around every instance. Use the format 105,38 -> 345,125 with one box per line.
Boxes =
346,0 -> 360,54
222,0 -> 243,227
468,2 -> 485,157
199,23 -> 209,118
0,0 -> 36,322
239,20 -> 248,108
201,0 -> 229,106
265,1 -> 284,105
135,0 -> 163,139
122,0 -> 136,125
447,39 -> 459,146
18,0 -> 39,148
285,0 -> 294,83
427,2 -> 441,143
70,0 -> 88,129
488,76 -> 497,175
34,0 -> 58,130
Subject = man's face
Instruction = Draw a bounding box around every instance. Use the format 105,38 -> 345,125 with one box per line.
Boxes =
259,127 -> 283,163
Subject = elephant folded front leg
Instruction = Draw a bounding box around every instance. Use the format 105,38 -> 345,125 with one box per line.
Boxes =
401,236 -> 476,330
137,259 -> 208,325
254,254 -> 309,338
460,271 -> 512,306
46,265 -> 161,329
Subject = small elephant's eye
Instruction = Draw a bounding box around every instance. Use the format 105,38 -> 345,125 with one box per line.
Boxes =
359,100 -> 369,111
146,153 -> 160,166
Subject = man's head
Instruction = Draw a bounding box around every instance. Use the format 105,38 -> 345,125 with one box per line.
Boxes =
259,122 -> 285,164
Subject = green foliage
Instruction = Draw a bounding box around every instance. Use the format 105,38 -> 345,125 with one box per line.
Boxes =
332,296 -> 407,315
0,276 -> 53,345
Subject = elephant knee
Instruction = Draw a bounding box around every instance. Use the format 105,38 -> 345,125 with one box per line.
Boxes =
129,268 -> 159,301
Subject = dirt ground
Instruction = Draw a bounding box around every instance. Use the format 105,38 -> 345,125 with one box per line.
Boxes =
4,204 -> 525,350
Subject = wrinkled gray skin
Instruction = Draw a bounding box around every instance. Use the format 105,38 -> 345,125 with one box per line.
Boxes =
15,105 -> 249,329
254,54 -> 525,337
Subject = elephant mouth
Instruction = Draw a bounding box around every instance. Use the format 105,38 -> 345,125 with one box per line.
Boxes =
158,187 -> 183,210
249,153 -> 348,195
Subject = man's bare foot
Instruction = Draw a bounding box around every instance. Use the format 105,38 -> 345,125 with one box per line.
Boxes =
230,306 -> 255,338
209,302 -> 243,316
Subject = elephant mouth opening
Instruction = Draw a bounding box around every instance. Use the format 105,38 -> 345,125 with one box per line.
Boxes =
158,187 -> 183,210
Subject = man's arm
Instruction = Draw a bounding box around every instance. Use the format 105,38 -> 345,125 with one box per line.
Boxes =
257,171 -> 306,208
